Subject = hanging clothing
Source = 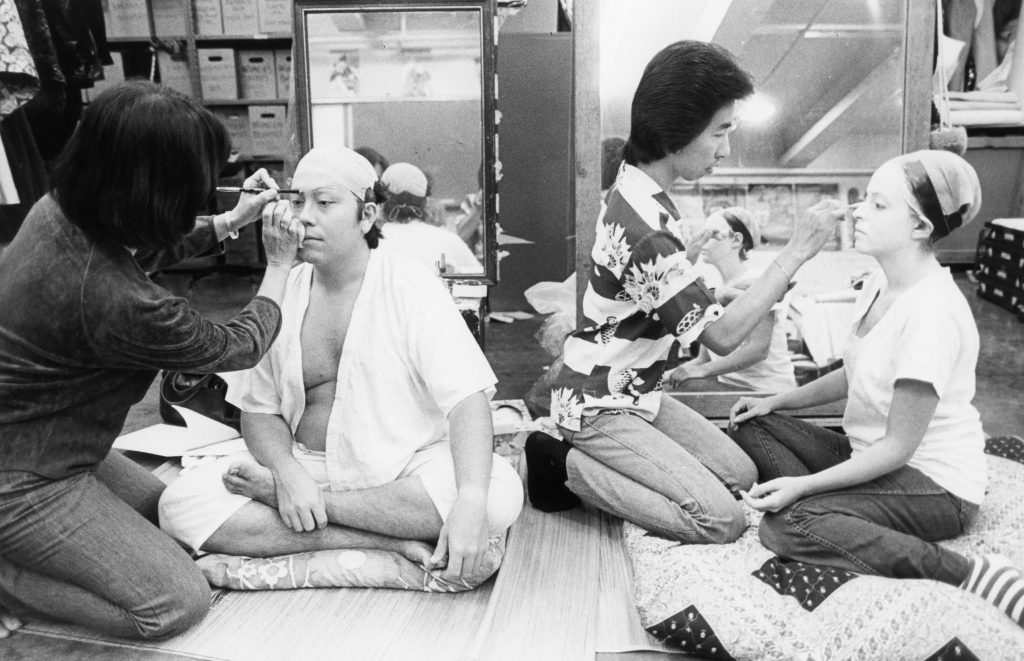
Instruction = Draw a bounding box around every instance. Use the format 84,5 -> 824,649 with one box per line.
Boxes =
0,0 -> 39,119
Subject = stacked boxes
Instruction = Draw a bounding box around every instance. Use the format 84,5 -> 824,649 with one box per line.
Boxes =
198,48 -> 239,100
975,219 -> 1024,319
220,0 -> 261,35
238,50 -> 278,99
249,105 -> 288,155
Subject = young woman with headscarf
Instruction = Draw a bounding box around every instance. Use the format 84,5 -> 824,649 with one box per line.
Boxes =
729,149 -> 1024,629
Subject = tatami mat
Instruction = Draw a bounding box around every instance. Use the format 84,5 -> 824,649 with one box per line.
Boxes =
4,454 -> 675,660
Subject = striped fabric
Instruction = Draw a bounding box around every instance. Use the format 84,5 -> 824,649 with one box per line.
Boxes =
550,164 -> 722,432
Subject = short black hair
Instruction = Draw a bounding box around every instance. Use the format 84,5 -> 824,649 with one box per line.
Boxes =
623,41 -> 753,166
50,80 -> 229,250
358,193 -> 382,249
601,137 -> 626,190
355,146 -> 390,173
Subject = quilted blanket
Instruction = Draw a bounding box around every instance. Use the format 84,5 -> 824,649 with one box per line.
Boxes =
627,437 -> 1024,660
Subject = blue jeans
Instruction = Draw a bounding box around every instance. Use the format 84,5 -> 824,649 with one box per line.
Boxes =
0,451 -> 210,639
729,413 -> 977,585
558,395 -> 757,543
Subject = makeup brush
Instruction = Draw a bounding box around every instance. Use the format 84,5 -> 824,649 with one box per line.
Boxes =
216,186 -> 300,195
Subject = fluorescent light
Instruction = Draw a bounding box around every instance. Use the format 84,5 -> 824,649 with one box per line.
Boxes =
740,93 -> 777,125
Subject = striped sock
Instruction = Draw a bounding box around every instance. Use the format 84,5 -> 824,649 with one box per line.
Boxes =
960,555 -> 1024,627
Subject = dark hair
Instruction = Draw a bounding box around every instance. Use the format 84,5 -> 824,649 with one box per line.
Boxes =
359,192 -> 382,249
623,41 -> 753,166
601,137 -> 625,190
355,146 -> 390,174
49,80 -> 229,249
721,209 -> 754,259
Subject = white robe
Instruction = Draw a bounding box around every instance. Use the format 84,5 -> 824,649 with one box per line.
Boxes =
225,250 -> 496,490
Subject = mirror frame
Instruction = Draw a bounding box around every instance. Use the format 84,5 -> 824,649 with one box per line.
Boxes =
292,0 -> 499,285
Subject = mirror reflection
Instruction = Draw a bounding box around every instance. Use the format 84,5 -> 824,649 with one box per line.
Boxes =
303,9 -> 487,275
600,0 -> 907,254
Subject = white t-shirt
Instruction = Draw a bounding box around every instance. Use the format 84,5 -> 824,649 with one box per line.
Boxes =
842,268 -> 986,504
380,220 -> 483,274
710,268 -> 797,393
226,251 -> 496,490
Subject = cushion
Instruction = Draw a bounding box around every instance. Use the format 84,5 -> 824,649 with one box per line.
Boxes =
197,533 -> 506,593
627,437 -> 1024,660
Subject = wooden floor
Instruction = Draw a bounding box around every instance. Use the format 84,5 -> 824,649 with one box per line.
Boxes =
3,456 -> 682,661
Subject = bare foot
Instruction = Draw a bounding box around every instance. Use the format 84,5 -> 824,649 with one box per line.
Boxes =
222,461 -> 278,507
0,607 -> 22,639
397,540 -> 434,567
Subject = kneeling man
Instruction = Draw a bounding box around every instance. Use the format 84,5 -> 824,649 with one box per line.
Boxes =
160,147 -> 523,588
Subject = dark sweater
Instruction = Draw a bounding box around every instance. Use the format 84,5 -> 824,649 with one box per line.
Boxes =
0,195 -> 281,479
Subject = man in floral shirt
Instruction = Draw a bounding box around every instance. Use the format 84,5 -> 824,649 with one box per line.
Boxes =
527,41 -> 842,543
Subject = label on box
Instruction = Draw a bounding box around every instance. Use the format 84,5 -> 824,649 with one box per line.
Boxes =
275,48 -> 292,99
212,107 -> 251,155
248,104 -> 287,155
238,50 -> 277,99
103,0 -> 149,38
221,0 -> 261,35
194,0 -> 224,35
258,0 -> 293,34
151,0 -> 187,36
198,48 -> 238,100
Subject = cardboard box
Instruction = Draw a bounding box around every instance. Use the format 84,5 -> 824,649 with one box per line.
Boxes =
103,0 -> 150,39
274,48 -> 292,99
220,0 -> 260,35
193,0 -> 224,35
248,104 -> 287,155
198,48 -> 238,100
157,51 -> 192,95
151,0 -> 187,36
257,0 -> 292,34
212,107 -> 251,155
238,50 -> 277,99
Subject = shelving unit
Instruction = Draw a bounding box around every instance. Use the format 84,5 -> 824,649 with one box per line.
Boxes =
99,0 -> 297,273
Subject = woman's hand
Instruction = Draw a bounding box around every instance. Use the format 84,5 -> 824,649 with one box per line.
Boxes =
261,200 -> 302,267
224,168 -> 280,233
685,228 -> 714,264
729,395 -> 776,428
739,477 -> 809,512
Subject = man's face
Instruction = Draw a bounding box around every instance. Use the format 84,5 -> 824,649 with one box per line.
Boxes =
671,102 -> 738,182
289,165 -> 373,265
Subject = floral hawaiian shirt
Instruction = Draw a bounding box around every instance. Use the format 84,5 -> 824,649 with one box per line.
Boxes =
550,164 -> 723,431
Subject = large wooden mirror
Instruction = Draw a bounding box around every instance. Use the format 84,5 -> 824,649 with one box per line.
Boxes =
293,0 -> 498,283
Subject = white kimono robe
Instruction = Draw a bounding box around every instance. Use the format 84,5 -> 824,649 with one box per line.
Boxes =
226,250 -> 497,490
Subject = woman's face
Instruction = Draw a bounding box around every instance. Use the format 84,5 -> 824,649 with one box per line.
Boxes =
851,162 -> 926,257
700,212 -> 740,266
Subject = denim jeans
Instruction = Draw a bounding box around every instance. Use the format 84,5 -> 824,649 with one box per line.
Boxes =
0,451 -> 210,639
729,413 -> 977,585
558,395 -> 757,543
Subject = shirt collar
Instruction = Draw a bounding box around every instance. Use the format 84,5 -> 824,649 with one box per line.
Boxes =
615,163 -> 682,221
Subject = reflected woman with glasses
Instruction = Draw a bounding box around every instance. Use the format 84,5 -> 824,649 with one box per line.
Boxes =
664,206 -> 797,393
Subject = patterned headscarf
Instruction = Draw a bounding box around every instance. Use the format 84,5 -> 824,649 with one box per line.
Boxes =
887,149 -> 982,240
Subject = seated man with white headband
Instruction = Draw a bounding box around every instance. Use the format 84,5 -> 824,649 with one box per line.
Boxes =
159,146 -> 523,590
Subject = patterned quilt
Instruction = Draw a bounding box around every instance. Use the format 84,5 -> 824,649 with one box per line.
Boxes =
627,437 -> 1024,660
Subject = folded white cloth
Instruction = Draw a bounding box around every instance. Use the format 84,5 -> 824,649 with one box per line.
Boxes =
949,108 -> 1024,126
